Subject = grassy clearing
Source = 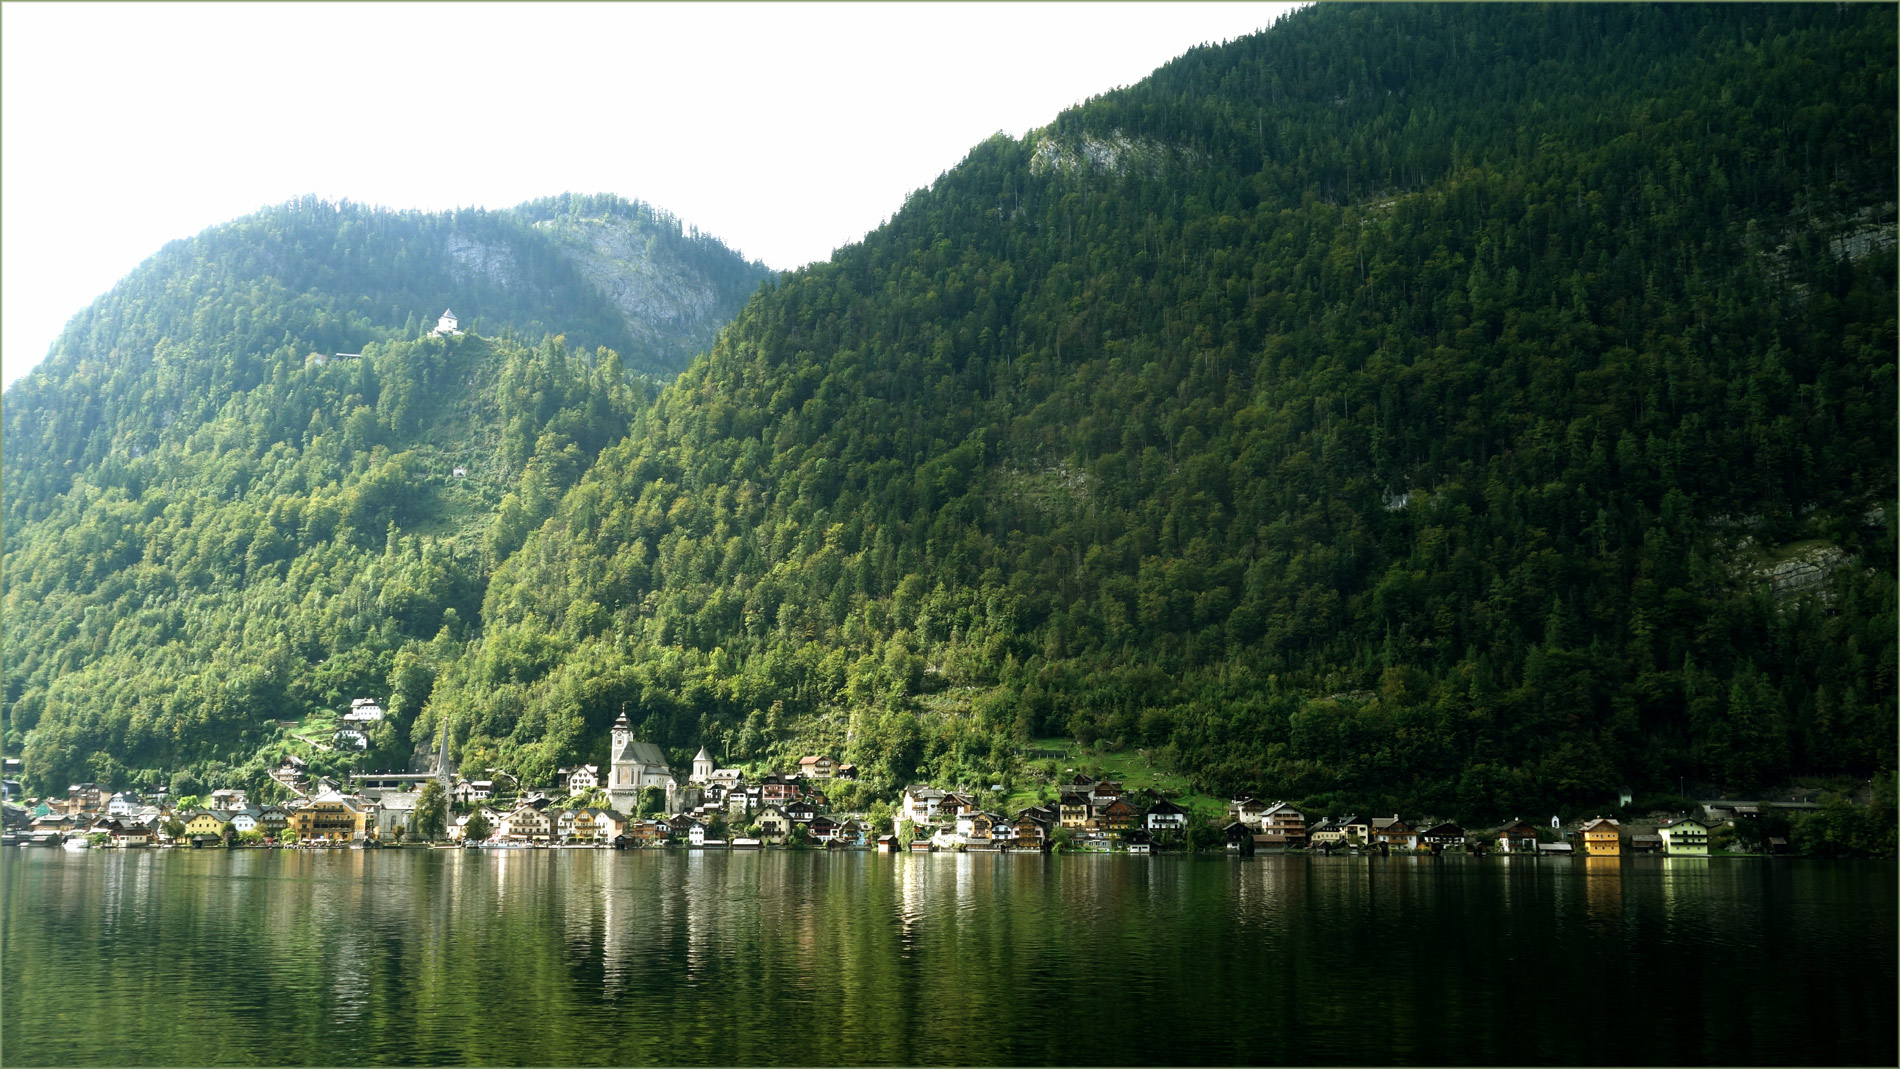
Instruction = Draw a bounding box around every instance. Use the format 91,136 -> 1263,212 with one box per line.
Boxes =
1012,737 -> 1227,819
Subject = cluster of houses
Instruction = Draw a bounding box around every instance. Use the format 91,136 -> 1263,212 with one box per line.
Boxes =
1221,801 -> 1726,857
0,701 -> 1816,858
0,777 -> 452,849
898,775 -> 1187,853
893,775 -> 1765,858
0,729 -> 879,851
440,753 -> 876,849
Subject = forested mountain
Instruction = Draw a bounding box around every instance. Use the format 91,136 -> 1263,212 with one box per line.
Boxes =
2,195 -> 767,794
6,4 -> 1894,821
2,194 -> 769,529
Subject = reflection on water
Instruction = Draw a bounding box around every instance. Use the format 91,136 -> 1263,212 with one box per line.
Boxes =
1584,855 -> 1624,922
3,850 -> 1894,1067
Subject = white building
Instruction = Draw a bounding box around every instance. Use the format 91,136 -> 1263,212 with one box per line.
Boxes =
605,712 -> 678,815
561,764 -> 600,796
690,746 -> 715,785
900,786 -> 946,824
434,308 -> 461,336
343,698 -> 385,724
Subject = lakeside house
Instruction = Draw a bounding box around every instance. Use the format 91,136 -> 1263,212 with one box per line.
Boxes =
1581,818 -> 1622,856
1371,816 -> 1416,850
1492,820 -> 1541,853
1657,817 -> 1711,856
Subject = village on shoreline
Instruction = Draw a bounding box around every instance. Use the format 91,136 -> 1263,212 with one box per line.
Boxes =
4,702 -> 1841,860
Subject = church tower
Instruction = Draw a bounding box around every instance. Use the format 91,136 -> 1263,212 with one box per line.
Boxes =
692,745 -> 714,785
611,711 -> 634,788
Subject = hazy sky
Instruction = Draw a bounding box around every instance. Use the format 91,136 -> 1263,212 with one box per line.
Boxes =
1,1 -> 1302,388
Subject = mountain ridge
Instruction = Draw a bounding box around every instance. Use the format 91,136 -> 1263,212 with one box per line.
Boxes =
4,4 -> 1894,822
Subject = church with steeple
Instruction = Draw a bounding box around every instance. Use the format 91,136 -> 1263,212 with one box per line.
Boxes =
605,710 -> 679,815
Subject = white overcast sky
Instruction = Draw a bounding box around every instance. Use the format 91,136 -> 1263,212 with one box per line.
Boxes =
1,1 -> 1302,388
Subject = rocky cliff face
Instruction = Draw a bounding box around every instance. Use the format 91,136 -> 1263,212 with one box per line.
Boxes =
533,214 -> 727,345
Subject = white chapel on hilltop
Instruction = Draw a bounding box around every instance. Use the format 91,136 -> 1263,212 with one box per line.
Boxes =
434,308 -> 461,336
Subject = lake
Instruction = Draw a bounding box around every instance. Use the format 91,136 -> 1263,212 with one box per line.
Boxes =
3,847 -> 1894,1066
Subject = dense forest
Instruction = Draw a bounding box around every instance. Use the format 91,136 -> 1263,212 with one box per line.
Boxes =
4,5 -> 1894,826
2,194 -> 770,530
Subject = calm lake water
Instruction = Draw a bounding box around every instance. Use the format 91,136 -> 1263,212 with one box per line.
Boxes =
3,847 -> 1894,1066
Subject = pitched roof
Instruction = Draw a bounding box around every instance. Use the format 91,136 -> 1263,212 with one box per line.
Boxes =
695,746 -> 713,762
615,738 -> 670,769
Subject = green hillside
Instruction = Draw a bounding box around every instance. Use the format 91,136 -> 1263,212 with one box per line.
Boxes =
4,5 -> 1894,825
1,195 -> 767,795
447,3 -> 1895,815
1,194 -> 770,530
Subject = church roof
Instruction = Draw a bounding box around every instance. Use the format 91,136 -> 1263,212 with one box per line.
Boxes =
614,737 -> 670,770
694,745 -> 713,762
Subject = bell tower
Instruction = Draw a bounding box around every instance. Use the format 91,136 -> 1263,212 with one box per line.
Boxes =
611,709 -> 633,787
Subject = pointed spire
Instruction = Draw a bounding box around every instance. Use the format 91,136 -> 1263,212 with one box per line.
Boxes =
434,715 -> 453,787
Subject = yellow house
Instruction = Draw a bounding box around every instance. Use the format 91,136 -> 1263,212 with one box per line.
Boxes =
1581,817 -> 1622,856
1657,817 -> 1710,856
291,796 -> 367,842
183,810 -> 232,838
